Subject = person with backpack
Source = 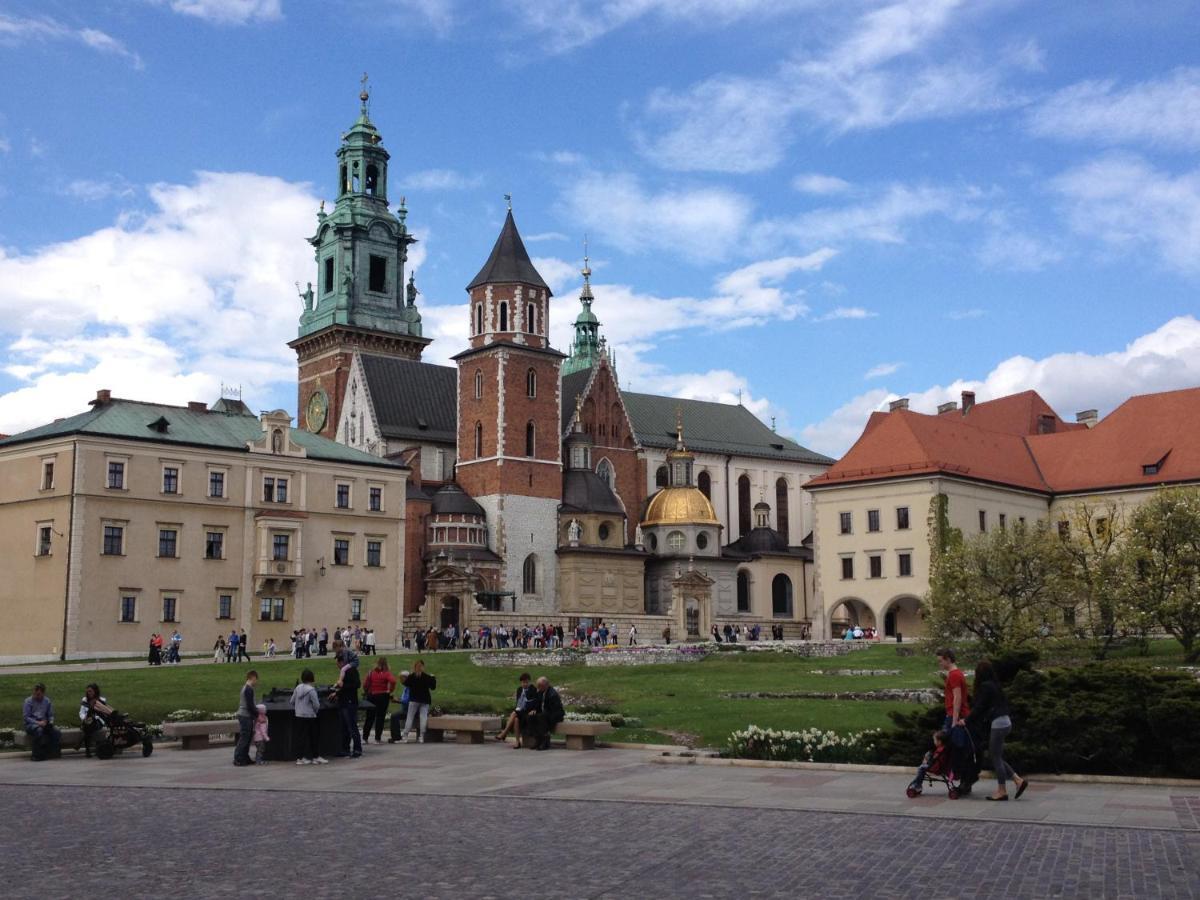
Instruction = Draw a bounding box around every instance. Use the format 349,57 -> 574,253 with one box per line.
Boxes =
329,651 -> 362,758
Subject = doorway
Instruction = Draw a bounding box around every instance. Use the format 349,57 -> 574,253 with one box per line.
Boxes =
440,596 -> 460,630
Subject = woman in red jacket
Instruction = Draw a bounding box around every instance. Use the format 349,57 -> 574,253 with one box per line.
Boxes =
361,657 -> 397,744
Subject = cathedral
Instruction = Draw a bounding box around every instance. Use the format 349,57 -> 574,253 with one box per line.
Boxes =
292,91 -> 833,640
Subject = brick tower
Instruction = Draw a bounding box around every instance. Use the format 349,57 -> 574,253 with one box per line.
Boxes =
289,81 -> 430,439
454,206 -> 565,612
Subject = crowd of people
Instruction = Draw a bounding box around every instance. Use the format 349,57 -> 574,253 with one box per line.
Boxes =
406,621 -> 636,652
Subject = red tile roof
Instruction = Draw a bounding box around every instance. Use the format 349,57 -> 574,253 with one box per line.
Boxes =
807,386 -> 1200,496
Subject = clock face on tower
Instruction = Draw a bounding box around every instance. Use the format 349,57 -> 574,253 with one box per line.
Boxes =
305,389 -> 329,433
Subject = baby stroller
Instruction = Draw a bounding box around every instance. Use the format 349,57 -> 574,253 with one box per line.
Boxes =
905,727 -> 978,800
88,708 -> 155,759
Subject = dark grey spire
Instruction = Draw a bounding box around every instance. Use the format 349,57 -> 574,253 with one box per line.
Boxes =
466,209 -> 550,292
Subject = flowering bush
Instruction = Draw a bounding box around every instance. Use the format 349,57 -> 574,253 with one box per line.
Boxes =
726,725 -> 881,763
164,709 -> 235,722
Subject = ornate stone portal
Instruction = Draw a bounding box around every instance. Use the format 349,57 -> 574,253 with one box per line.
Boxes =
418,560 -> 487,632
669,564 -> 715,639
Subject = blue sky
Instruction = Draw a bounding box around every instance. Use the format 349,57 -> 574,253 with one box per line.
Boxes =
1,0 -> 1199,454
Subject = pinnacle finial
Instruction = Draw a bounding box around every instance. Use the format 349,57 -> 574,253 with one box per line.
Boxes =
504,192 -> 512,211
675,405 -> 685,448
359,72 -> 370,112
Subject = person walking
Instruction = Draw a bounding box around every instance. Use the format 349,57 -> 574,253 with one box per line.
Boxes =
398,659 -> 435,743
319,627 -> 329,656
237,629 -> 252,663
936,647 -> 977,795
233,670 -> 258,767
213,634 -> 226,663
330,652 -> 362,758
227,629 -> 239,663
361,657 -> 396,744
290,668 -> 326,765
628,624 -> 637,646
968,659 -> 1029,801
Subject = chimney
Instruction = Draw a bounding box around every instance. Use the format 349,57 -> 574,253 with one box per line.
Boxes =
961,390 -> 976,413
91,389 -> 112,406
1075,409 -> 1098,428
937,401 -> 958,415
888,397 -> 910,412
187,401 -> 208,412
1037,414 -> 1056,435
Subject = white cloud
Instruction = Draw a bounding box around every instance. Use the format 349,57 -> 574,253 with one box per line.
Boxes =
801,315 -> 1200,457
381,0 -> 457,35
634,0 -> 1021,173
0,171 -> 320,434
524,231 -> 570,243
399,168 -> 483,191
558,172 -> 754,262
1029,68 -> 1200,151
947,308 -> 985,320
793,173 -> 851,195
163,0 -> 282,25
864,362 -> 901,379
530,256 -> 583,295
0,13 -> 142,68
976,227 -> 1061,271
1051,154 -> 1200,273
816,306 -> 877,322
60,177 -> 136,203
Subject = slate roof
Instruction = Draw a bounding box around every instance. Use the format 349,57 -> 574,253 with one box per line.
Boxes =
466,210 -> 550,292
431,483 -> 486,517
0,398 -> 403,469
561,470 -> 626,515
360,355 -> 457,444
723,526 -> 813,561
621,391 -> 833,465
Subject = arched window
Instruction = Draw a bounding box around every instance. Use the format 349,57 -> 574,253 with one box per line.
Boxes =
776,477 -> 790,541
474,369 -> 483,400
527,302 -> 536,333
772,574 -> 793,618
655,465 -> 668,488
365,164 -> 378,195
499,302 -> 508,331
738,475 -> 752,535
596,458 -> 615,488
522,554 -> 537,594
525,421 -> 535,457
737,570 -> 751,612
475,304 -> 483,335
340,164 -> 348,194
474,421 -> 483,458
697,470 -> 712,499
526,367 -> 536,398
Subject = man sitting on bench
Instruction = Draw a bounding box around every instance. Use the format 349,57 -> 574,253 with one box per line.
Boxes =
524,676 -> 564,751
23,683 -> 61,761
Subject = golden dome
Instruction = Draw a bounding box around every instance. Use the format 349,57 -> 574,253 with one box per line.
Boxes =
642,487 -> 720,527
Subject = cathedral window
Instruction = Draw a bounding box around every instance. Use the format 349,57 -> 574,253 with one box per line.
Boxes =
697,470 -> 712,499
475,304 -> 483,335
525,421 -> 536,457
526,368 -> 536,398
499,302 -> 508,331
597,458 -> 614,488
474,422 -> 483,458
776,478 -> 790,540
324,257 -> 335,294
655,465 -> 668,488
474,369 -> 483,399
368,255 -> 386,293
522,554 -> 538,594
737,570 -> 751,612
527,302 -> 536,333
738,475 -> 752,535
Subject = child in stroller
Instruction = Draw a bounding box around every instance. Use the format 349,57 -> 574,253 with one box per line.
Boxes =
905,730 -> 970,799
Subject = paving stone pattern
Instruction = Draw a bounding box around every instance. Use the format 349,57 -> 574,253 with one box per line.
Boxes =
2,785 -> 1199,899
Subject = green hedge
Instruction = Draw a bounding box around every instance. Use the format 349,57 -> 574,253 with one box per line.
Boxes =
875,662 -> 1200,778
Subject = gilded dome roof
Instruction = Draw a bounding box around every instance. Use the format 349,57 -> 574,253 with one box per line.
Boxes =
642,487 -> 719,527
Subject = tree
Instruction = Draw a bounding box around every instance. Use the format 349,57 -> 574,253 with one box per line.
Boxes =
1122,488 -> 1200,664
923,518 -> 1064,655
1052,501 -> 1129,659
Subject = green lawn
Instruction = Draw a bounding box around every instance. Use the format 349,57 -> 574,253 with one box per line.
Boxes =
3,642 -> 1187,750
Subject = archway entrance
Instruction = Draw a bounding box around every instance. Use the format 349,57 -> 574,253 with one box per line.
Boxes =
881,595 -> 922,639
828,598 -> 875,638
884,610 -> 896,637
771,574 -> 793,618
685,598 -> 700,637
440,596 -> 460,630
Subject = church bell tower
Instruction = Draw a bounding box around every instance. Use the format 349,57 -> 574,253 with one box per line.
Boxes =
289,78 -> 430,438
454,204 -> 565,612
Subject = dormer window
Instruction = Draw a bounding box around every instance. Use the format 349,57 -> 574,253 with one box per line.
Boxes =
1142,449 -> 1170,477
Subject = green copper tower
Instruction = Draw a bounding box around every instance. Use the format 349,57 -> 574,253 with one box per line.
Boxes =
562,247 -> 603,376
295,78 -> 426,344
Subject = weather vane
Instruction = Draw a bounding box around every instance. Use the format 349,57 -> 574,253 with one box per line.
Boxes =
504,193 -> 512,210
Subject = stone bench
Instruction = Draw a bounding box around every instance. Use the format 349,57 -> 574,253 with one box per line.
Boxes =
162,720 -> 238,750
14,727 -> 85,751
424,715 -> 503,745
521,720 -> 614,750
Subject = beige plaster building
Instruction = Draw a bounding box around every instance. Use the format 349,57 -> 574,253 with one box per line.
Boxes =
0,391 -> 408,663
807,388 -> 1200,640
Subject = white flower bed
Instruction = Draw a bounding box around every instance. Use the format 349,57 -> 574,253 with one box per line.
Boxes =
727,725 -> 881,763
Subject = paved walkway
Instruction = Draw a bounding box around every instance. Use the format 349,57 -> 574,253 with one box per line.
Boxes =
2,743 -> 1197,898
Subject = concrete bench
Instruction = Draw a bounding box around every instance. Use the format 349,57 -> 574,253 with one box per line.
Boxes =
14,727 -> 85,751
162,720 -> 238,750
521,720 -> 614,750
424,715 -> 503,745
